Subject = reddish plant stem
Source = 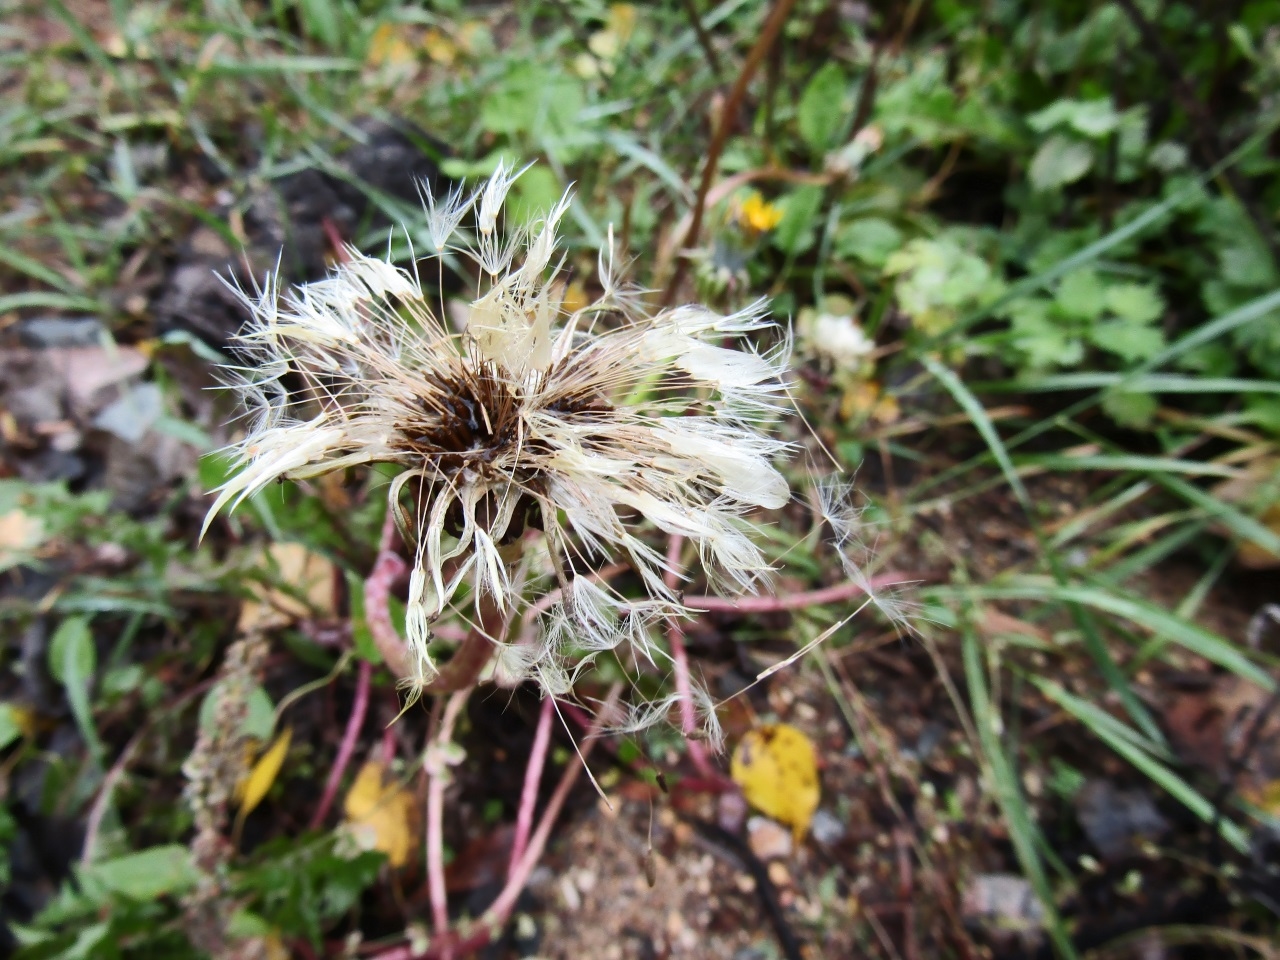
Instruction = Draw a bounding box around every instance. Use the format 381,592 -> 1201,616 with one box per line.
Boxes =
309,658 -> 373,830
422,611 -> 498,694
365,508 -> 500,693
370,685 -> 622,960
321,217 -> 350,262
426,690 -> 470,949
508,696 -> 555,877
663,536 -> 717,780
366,511 -> 410,678
684,571 -> 912,614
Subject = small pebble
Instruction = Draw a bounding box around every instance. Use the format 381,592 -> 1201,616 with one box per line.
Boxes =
767,861 -> 791,888
717,788 -> 749,833
810,809 -> 846,847
665,908 -> 686,940
559,875 -> 582,911
746,816 -> 793,860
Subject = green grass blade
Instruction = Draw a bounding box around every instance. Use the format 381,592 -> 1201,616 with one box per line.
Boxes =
953,580 -> 1273,689
1154,474 -> 1280,560
1034,678 -> 1250,854
0,292 -> 102,313
998,373 -> 1280,394
1018,454 -> 1239,479
963,628 -> 1078,959
924,356 -> 1166,745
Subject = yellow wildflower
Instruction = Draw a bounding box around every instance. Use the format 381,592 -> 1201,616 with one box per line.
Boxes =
738,191 -> 784,235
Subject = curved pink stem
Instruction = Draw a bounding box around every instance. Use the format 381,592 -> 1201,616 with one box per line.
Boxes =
371,685 -> 621,960
508,696 -> 554,876
366,511 -> 409,678
309,658 -> 372,830
426,690 -> 469,949
663,536 -> 717,779
684,571 -> 913,613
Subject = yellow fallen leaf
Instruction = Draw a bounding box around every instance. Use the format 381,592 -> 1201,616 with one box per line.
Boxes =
423,27 -> 458,66
558,279 -> 589,317
1212,458 -> 1280,569
840,380 -> 881,422
731,723 -> 821,842
344,760 -> 418,868
237,727 -> 291,816
1236,502 -> 1280,569
872,392 -> 901,425
367,22 -> 415,70
1246,778 -> 1280,815
7,702 -> 39,739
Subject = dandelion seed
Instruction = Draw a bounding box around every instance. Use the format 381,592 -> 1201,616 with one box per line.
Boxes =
206,164 -> 793,714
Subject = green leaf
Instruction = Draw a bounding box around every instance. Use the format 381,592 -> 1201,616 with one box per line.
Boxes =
771,186 -> 823,256
1016,453 -> 1238,478
1101,388 -> 1158,428
50,617 -> 104,762
1029,135 -> 1094,191
346,571 -> 379,663
1065,99 -> 1121,137
999,372 -> 1280,394
509,165 -> 563,226
1106,283 -> 1164,324
797,63 -> 848,153
958,580 -> 1274,690
1028,98 -> 1120,137
835,217 -> 903,268
1055,269 -> 1107,319
1008,301 -> 1083,368
1090,318 -> 1166,362
1148,142 -> 1188,172
924,358 -> 1167,744
199,682 -> 275,741
961,628 -> 1078,959
481,62 -> 585,143
78,845 -> 199,900
298,0 -> 343,51
0,703 -> 22,751
48,617 -> 95,686
63,921 -> 111,960
1156,473 -> 1280,561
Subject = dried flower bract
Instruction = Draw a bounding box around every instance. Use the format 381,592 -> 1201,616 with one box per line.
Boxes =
207,163 -> 792,722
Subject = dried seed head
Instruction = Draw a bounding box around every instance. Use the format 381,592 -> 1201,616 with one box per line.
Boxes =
207,165 -> 793,719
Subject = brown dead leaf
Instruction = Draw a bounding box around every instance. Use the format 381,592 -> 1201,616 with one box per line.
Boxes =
0,510 -> 45,568
45,346 -> 149,410
1164,674 -> 1280,797
979,609 -> 1050,645
238,543 -> 335,632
